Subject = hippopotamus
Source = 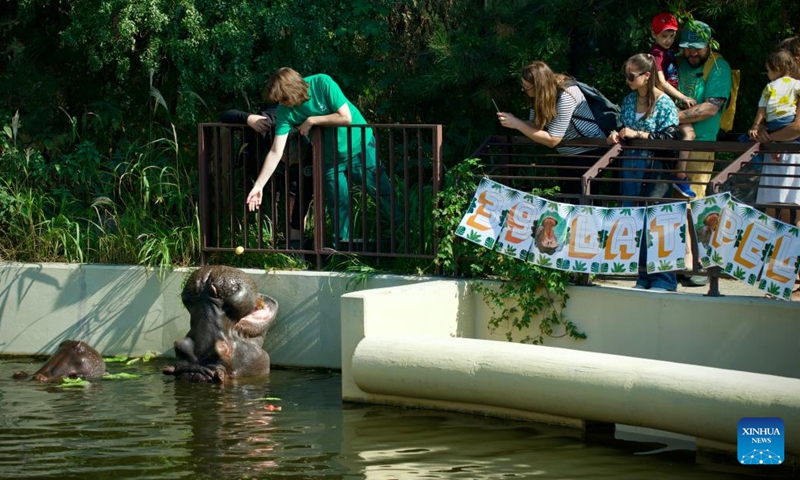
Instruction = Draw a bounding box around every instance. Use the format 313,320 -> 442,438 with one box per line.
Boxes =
12,340 -> 106,382
163,265 -> 278,383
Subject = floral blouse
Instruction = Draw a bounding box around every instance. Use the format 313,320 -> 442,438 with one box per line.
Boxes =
620,92 -> 679,158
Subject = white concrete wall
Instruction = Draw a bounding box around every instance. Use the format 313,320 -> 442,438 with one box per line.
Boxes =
475,284 -> 800,379
0,263 -> 427,368
340,280 -> 800,458
4,263 -> 798,377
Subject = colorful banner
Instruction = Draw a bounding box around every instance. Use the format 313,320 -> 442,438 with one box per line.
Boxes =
644,202 -> 687,273
759,219 -> 800,300
689,192 -> 730,268
456,179 -> 800,301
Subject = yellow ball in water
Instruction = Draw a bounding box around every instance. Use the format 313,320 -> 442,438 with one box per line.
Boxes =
235,246 -> 244,255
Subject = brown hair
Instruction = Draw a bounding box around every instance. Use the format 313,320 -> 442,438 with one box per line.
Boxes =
521,61 -> 571,129
777,37 -> 800,80
767,49 -> 797,79
623,53 -> 659,119
265,67 -> 310,106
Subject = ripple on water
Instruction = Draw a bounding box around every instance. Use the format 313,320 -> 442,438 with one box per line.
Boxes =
0,357 -> 774,479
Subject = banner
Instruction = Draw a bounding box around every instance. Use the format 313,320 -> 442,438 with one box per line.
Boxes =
456,180 -> 800,301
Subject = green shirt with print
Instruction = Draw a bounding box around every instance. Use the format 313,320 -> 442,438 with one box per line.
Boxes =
678,54 -> 732,141
275,74 -> 372,164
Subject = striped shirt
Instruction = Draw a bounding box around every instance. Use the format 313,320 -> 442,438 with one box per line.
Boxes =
529,84 -> 605,155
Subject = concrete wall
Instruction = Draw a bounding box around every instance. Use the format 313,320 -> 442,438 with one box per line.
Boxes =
0,263 -> 426,367
3,263 -> 798,377
340,280 -> 800,457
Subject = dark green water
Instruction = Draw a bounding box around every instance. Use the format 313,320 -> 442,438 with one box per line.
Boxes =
0,356 -> 780,479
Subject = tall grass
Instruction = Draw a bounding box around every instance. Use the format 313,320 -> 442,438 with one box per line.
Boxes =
0,89 -> 200,268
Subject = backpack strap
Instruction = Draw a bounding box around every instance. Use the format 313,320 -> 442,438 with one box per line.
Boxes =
562,80 -> 600,130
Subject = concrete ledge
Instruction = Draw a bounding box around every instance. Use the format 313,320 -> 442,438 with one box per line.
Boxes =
352,335 -> 800,455
0,262 -> 426,368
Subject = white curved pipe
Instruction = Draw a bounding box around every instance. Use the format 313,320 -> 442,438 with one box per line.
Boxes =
352,335 -> 800,454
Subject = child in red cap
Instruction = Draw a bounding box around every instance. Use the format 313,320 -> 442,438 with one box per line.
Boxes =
650,12 -> 697,198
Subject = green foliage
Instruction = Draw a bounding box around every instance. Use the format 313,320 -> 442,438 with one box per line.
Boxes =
434,158 -> 585,344
1,0 -> 799,271
0,91 -> 199,267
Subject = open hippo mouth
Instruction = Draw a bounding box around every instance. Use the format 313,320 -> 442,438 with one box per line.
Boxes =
163,266 -> 278,383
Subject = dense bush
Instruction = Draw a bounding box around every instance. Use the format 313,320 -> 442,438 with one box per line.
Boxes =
1,0 -> 798,266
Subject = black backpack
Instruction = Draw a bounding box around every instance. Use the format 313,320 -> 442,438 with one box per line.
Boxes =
565,80 -> 622,135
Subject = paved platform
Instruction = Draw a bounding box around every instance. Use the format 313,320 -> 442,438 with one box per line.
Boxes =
590,274 -> 798,301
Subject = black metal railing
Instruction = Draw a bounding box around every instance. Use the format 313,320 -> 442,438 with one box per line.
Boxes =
198,123 -> 443,269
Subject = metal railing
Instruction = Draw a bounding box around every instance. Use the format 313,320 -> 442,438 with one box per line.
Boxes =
470,135 -> 800,296
197,123 -> 443,269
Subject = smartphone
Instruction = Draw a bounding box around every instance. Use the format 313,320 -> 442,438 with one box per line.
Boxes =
492,98 -> 501,112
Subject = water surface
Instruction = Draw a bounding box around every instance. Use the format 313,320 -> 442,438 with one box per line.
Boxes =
0,356 -> 779,479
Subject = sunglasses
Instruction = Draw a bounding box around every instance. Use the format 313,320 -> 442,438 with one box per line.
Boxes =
520,81 -> 535,92
625,72 -> 647,82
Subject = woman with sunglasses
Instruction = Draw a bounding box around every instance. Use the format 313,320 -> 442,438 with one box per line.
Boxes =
608,53 -> 680,199
608,53 -> 680,292
496,61 -> 607,198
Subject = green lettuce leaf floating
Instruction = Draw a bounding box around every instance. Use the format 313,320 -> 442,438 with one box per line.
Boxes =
103,356 -> 129,363
60,377 -> 91,388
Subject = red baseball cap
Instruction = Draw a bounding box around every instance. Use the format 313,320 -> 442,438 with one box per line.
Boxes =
651,12 -> 679,35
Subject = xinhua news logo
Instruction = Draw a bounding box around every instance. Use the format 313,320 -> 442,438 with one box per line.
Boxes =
738,417 -> 784,465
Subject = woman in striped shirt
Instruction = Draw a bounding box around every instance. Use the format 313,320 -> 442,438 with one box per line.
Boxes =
497,61 -> 607,197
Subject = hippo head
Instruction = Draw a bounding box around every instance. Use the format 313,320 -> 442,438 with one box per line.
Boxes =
163,266 -> 278,383
13,340 -> 106,382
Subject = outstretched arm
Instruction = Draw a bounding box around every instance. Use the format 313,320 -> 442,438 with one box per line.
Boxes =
497,111 -> 563,148
246,134 -> 288,211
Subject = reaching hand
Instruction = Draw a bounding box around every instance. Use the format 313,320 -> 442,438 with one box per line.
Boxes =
246,186 -> 263,212
681,96 -> 697,108
607,130 -> 620,145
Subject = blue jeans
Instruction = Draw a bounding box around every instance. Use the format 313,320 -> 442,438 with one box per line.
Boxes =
767,115 -> 795,133
620,156 -> 647,206
636,230 -> 678,291
621,154 -> 677,290
620,152 -> 670,206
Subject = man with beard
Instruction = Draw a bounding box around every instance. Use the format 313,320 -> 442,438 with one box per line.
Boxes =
676,20 -> 732,287
677,21 -> 733,197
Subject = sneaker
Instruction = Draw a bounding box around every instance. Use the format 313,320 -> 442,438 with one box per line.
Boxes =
678,274 -> 708,287
633,283 -> 648,290
672,177 -> 696,198
649,287 -> 673,292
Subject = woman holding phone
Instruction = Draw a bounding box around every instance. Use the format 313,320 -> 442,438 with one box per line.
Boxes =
496,61 -> 607,197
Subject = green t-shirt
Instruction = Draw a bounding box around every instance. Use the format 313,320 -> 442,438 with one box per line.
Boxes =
275,74 -> 371,162
678,54 -> 732,141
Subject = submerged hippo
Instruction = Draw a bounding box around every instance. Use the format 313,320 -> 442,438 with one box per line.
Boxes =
12,340 -> 106,382
163,265 -> 278,383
